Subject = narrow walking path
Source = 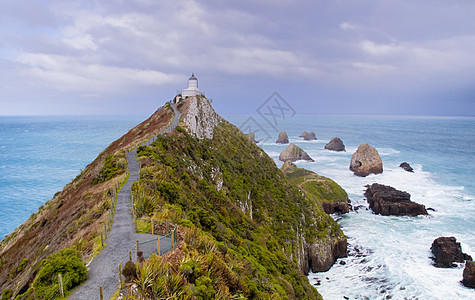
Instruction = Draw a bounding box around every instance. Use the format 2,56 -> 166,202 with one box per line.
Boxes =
69,103 -> 180,300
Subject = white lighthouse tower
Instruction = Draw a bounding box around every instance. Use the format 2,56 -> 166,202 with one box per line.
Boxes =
181,73 -> 200,98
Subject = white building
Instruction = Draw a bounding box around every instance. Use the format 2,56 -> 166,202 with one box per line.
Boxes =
181,73 -> 200,98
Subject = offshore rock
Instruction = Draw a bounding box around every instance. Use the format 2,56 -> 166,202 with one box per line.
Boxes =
299,131 -> 308,138
303,131 -> 317,140
431,237 -> 473,268
399,162 -> 414,172
308,238 -> 347,272
279,143 -> 314,162
463,261 -> 475,288
324,137 -> 346,152
276,131 -> 289,144
349,144 -> 383,177
364,183 -> 428,216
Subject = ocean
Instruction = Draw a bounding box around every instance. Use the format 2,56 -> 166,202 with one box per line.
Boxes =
1,114 -> 474,299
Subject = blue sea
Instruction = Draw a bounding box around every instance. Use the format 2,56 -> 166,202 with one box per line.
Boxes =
0,116 -> 144,239
1,114 -> 474,299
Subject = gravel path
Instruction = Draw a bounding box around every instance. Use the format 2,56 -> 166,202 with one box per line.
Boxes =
69,103 -> 180,300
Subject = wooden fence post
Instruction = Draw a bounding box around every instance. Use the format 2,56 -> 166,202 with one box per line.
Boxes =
58,274 -> 64,297
119,264 -> 123,289
151,219 -> 154,235
101,233 -> 104,248
100,286 -> 103,300
136,240 -> 139,252
157,235 -> 160,256
129,250 -> 132,261
171,230 -> 175,249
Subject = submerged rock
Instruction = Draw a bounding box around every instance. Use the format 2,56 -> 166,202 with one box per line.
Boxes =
279,143 -> 314,162
324,137 -> 345,152
463,261 -> 475,288
364,183 -> 428,216
303,131 -> 317,140
399,162 -> 414,172
275,131 -> 289,144
349,144 -> 383,177
431,237 -> 472,268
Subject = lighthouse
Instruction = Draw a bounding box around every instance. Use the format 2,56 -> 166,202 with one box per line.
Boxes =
181,73 -> 200,98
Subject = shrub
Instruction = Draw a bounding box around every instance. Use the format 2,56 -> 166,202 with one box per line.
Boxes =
93,153 -> 126,184
32,249 -> 87,299
122,260 -> 137,283
1,289 -> 12,300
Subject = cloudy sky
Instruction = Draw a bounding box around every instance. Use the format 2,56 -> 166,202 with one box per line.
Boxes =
1,0 -> 474,116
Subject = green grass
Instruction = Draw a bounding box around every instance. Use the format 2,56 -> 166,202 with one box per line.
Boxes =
130,120 -> 341,299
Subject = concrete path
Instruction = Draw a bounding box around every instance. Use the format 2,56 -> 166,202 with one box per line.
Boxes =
69,103 -> 180,300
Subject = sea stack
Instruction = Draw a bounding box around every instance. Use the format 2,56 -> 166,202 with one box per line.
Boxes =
324,137 -> 345,152
299,131 -> 308,138
279,143 -> 314,162
349,144 -> 383,176
303,131 -> 317,140
430,237 -> 472,268
364,183 -> 428,216
275,131 -> 289,144
399,162 -> 414,172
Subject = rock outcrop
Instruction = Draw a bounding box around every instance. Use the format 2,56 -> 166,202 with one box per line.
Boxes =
245,132 -> 256,143
364,183 -> 428,216
299,131 -> 308,138
399,162 -> 414,172
279,143 -> 314,162
321,201 -> 350,214
307,238 -> 347,273
178,95 -> 222,139
431,237 -> 472,268
303,131 -> 317,140
463,261 -> 475,288
349,144 -> 383,176
324,137 -> 345,152
275,131 -> 289,144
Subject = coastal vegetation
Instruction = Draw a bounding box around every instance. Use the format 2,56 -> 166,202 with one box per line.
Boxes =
128,117 -> 347,298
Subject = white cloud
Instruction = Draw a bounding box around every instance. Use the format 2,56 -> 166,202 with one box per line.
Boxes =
339,22 -> 356,31
360,40 -> 401,55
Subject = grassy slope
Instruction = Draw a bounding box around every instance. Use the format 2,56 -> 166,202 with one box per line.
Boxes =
281,162 -> 349,207
0,105 -> 173,298
131,119 -> 345,299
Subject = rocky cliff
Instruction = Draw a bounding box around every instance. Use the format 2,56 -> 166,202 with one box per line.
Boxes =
281,162 -> 348,272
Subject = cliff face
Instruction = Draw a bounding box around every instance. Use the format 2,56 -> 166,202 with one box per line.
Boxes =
1,96 -> 346,299
177,95 -> 222,139
281,162 -> 348,272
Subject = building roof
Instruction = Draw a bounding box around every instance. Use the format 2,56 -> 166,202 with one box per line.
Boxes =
189,73 -> 197,81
